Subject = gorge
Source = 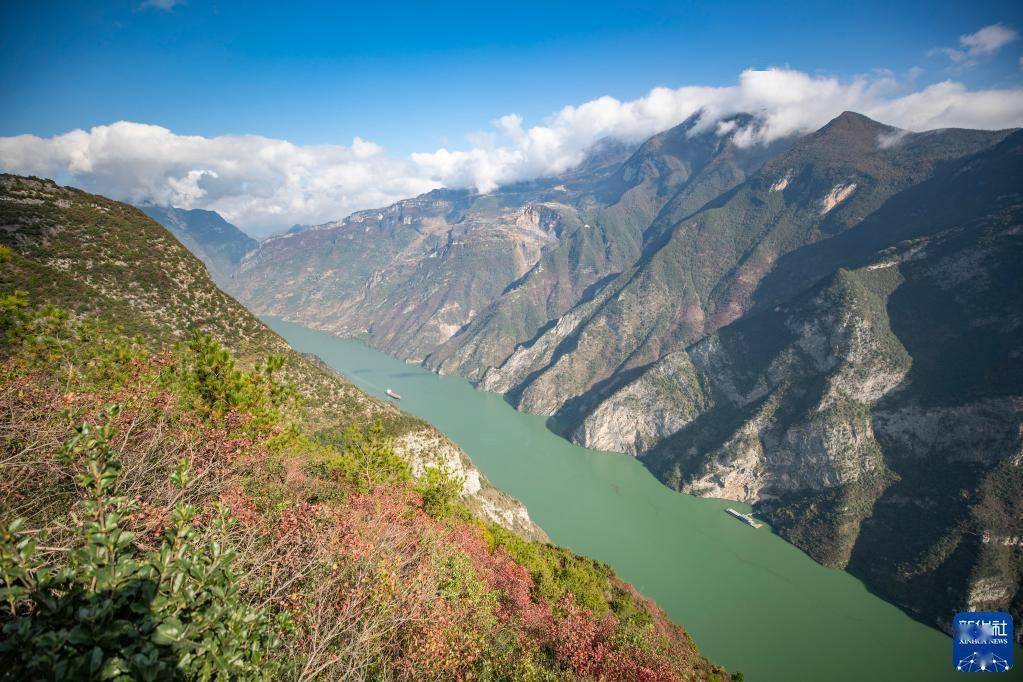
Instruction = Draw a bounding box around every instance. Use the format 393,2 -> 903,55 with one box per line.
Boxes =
157,111 -> 1023,647
267,316 -> 981,681
5,4 -> 1023,679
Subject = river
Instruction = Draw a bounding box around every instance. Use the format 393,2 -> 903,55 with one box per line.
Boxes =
267,317 -> 1018,681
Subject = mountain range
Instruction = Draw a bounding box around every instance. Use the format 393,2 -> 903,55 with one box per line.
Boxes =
144,111 -> 1023,637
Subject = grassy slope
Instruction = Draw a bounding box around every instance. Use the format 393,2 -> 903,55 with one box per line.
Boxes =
0,174 -> 542,540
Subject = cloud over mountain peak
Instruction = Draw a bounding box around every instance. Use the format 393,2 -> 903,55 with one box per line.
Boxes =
2,67 -> 1021,235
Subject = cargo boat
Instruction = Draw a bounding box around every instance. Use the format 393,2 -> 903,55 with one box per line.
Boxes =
725,507 -> 763,528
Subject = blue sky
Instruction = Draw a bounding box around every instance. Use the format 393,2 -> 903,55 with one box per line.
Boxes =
1,1 -> 1021,234
2,0 -> 1021,153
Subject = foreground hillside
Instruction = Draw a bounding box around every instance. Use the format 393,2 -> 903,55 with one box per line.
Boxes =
0,175 -> 540,540
221,112 -> 1022,636
0,175 -> 728,680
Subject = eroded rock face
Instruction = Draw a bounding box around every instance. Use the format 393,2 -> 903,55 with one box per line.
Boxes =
231,192 -> 582,364
393,429 -> 546,542
478,284 -> 616,401
967,577 -> 1017,612
572,349 -> 710,456
819,182 -> 857,214
565,122 -> 1023,631
584,267 -> 909,505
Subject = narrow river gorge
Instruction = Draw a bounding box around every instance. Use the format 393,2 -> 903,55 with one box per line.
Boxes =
267,317 -> 990,682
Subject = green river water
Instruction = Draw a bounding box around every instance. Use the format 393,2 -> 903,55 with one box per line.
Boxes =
267,318 -> 1021,681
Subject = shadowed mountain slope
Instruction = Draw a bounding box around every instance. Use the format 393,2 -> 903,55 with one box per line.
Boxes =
139,204 -> 257,286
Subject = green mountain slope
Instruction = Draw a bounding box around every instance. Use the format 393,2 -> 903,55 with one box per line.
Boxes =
0,175 -> 542,539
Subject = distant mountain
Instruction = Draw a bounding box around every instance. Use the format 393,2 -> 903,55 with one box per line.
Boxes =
138,205 -> 256,285
230,114 -> 790,369
172,113 -> 1023,636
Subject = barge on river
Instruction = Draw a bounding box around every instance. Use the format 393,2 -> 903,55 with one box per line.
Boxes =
725,508 -> 763,528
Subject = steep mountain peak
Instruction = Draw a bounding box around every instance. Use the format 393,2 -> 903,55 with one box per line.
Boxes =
825,110 -> 890,129
573,136 -> 638,173
813,110 -> 898,144
755,111 -> 911,183
633,112 -> 704,154
614,112 -> 738,189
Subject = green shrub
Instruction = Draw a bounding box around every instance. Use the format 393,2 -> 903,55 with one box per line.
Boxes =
316,420 -> 412,492
0,409 -> 287,681
486,524 -> 616,616
174,330 -> 292,435
415,465 -> 465,518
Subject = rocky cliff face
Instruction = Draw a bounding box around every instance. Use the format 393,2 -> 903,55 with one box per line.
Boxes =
489,114 -> 1009,430
581,128 -> 1023,630
231,190 -> 589,364
425,115 -> 791,382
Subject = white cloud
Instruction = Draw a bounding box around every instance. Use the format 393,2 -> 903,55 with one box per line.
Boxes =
933,23 -> 1018,67
0,124 -> 439,234
139,0 -> 186,10
411,68 -> 1023,191
959,24 -> 1017,56
2,67 -> 1022,235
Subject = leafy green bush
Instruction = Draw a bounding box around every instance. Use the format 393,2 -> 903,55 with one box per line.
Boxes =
0,409 -> 287,681
415,465 -> 465,519
315,420 -> 413,492
485,524 -> 618,617
174,330 -> 292,436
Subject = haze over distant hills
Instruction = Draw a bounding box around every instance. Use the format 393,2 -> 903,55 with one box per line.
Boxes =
160,111 -> 1023,636
137,205 -> 257,285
